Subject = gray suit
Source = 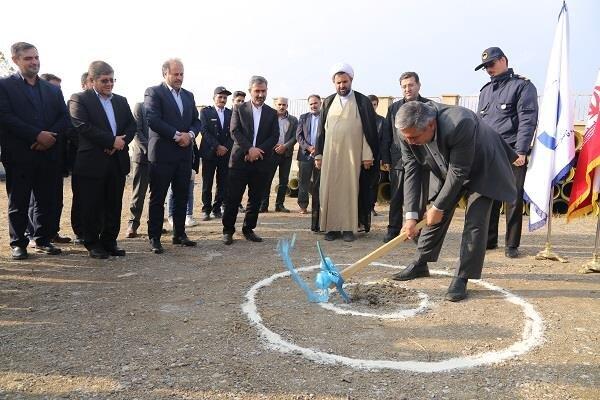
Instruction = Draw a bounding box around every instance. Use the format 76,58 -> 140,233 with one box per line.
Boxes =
261,113 -> 298,210
128,102 -> 149,231
402,102 -> 517,279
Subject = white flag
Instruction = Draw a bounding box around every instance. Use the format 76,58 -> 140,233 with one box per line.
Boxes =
524,2 -> 575,231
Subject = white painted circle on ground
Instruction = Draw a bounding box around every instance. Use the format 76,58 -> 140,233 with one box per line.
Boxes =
242,263 -> 545,372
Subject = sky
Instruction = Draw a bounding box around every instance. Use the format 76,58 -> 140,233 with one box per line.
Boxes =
1,0 -> 598,107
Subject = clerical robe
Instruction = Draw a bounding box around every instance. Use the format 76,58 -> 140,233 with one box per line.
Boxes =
315,91 -> 380,232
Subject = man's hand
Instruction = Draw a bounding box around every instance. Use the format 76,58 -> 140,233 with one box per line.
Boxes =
307,145 -> 315,156
30,142 -> 47,151
175,133 -> 191,147
247,147 -> 264,162
315,159 -> 322,169
426,207 -> 444,226
401,219 -> 420,240
274,144 -> 286,155
381,162 -> 391,172
104,148 -> 117,156
113,135 -> 126,151
216,145 -> 228,157
513,154 -> 527,167
36,131 -> 57,149
362,159 -> 373,169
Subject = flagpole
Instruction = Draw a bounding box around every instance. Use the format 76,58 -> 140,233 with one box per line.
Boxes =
535,190 -> 568,262
580,201 -> 600,273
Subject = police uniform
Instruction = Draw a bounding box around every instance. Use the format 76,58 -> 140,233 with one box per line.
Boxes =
475,47 -> 539,255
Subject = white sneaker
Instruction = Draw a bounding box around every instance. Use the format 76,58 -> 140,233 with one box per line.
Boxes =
168,216 -> 174,229
185,215 -> 198,227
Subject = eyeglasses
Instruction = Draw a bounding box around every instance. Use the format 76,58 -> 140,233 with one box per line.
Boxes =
98,78 -> 116,84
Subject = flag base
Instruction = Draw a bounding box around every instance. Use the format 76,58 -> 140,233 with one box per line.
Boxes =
535,242 -> 569,263
580,254 -> 600,274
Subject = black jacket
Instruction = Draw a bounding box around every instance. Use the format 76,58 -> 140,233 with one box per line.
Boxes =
69,89 -> 135,178
199,105 -> 233,161
228,101 -> 279,170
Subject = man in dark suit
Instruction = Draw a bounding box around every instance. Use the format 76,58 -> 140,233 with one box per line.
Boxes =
222,75 -> 279,245
367,95 -> 385,217
126,102 -> 149,238
0,42 -> 70,260
69,61 -> 135,259
145,58 -> 201,253
260,97 -> 298,213
295,95 -> 321,216
392,101 -> 518,301
68,72 -> 94,245
199,86 -> 233,221
380,72 -> 430,243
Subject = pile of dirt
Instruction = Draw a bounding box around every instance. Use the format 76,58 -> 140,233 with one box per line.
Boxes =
347,279 -> 419,307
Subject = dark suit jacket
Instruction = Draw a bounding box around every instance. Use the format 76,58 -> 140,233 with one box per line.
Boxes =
144,83 -> 202,164
296,112 -> 317,162
69,89 -> 136,178
402,102 -> 518,214
131,102 -> 149,163
199,105 -> 233,161
0,73 -> 70,164
381,95 -> 430,169
229,101 -> 279,170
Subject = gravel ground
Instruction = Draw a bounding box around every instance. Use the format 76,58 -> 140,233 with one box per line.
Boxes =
0,178 -> 599,399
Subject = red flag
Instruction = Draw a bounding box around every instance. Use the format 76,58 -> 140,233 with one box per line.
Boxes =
567,72 -> 600,220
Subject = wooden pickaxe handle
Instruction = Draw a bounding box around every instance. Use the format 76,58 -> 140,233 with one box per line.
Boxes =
340,219 -> 427,281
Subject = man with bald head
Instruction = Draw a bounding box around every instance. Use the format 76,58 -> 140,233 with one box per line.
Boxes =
260,97 -> 298,212
144,58 -> 202,253
315,63 -> 379,241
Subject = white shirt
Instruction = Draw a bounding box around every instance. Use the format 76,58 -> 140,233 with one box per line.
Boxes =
251,103 -> 262,147
165,82 -> 195,139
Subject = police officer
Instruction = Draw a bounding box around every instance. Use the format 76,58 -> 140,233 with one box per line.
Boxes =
475,47 -> 539,258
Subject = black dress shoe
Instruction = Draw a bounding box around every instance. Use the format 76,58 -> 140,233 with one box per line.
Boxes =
242,230 -> 263,242
212,209 -> 222,218
73,236 -> 85,245
88,248 -> 109,259
342,231 -> 355,242
324,231 -> 341,241
106,246 -> 126,257
445,277 -> 468,302
391,262 -> 430,281
258,206 -> 268,213
52,234 -> 72,244
11,246 -> 28,260
34,243 -> 62,255
275,206 -> 290,213
383,232 -> 399,243
172,235 -> 197,247
202,213 -> 211,221
505,247 -> 519,258
150,238 -> 164,254
486,243 -> 498,250
223,233 -> 233,245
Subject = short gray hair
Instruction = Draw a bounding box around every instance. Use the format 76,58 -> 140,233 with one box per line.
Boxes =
162,58 -> 183,75
11,42 -> 36,57
274,97 -> 288,104
395,101 -> 436,131
88,60 -> 114,80
249,75 -> 268,88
